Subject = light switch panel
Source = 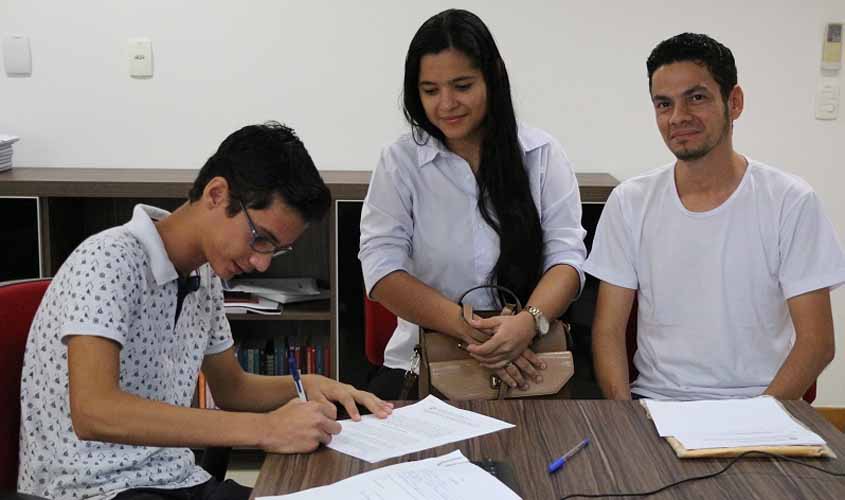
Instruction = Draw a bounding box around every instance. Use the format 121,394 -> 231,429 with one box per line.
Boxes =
815,78 -> 840,120
3,35 -> 32,76
128,37 -> 153,77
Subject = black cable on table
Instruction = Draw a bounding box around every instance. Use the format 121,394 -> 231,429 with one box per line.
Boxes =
560,451 -> 845,499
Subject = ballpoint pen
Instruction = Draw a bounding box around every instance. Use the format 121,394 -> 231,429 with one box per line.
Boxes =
289,353 -> 308,401
548,438 -> 590,473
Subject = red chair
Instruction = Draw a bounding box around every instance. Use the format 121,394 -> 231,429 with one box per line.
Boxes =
0,278 -> 51,495
624,299 -> 817,402
364,295 -> 397,367
0,278 -> 231,496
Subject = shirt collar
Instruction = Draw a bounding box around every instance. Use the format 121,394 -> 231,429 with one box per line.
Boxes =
415,123 -> 551,168
123,204 -> 180,287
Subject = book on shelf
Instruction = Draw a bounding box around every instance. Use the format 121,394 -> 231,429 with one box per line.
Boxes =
223,277 -> 329,304
234,337 -> 330,377
223,291 -> 282,315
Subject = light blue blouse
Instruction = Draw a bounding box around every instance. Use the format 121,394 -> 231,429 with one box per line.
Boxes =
359,125 -> 587,370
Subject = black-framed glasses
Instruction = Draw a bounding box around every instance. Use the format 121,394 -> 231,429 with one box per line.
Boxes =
239,200 -> 293,257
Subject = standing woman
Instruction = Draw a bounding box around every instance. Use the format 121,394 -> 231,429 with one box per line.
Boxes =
359,9 -> 586,399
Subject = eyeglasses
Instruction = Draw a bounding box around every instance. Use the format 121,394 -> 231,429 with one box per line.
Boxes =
239,200 -> 293,257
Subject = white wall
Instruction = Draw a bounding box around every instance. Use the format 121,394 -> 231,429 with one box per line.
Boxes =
2,1 -> 844,404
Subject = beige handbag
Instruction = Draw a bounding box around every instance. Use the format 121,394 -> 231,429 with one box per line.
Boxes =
418,285 -> 574,400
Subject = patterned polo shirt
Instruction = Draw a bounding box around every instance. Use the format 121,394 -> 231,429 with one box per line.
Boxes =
18,204 -> 234,500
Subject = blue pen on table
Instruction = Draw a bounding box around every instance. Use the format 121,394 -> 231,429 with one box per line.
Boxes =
548,438 -> 590,473
288,353 -> 308,401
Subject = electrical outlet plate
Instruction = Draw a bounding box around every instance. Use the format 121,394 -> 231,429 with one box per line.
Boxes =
128,37 -> 153,78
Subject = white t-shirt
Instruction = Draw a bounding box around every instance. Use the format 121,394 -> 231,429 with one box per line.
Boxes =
584,160 -> 845,400
18,205 -> 234,500
359,125 -> 587,371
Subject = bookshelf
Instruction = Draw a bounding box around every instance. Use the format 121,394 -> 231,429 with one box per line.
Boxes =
0,167 -> 618,385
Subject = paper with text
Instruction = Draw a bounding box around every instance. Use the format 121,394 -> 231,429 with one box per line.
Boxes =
327,395 -> 514,462
643,396 -> 826,450
257,450 -> 521,500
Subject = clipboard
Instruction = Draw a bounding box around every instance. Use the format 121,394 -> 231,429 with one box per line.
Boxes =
640,400 -> 837,459
472,459 -> 523,497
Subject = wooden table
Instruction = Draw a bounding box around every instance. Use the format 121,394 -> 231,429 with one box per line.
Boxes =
251,400 -> 845,499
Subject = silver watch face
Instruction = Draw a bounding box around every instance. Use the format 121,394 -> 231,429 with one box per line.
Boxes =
537,314 -> 550,335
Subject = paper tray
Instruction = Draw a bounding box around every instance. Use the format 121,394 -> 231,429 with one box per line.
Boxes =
640,400 -> 837,459
664,436 -> 836,458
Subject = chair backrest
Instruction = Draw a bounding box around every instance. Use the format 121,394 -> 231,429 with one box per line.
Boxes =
363,296 -> 397,367
624,299 -> 817,403
0,279 -> 51,490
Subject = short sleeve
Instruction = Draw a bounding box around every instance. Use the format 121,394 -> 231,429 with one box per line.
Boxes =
59,235 -> 144,345
778,190 -> 845,298
583,187 -> 639,289
538,141 -> 588,290
358,147 -> 415,297
204,273 -> 234,355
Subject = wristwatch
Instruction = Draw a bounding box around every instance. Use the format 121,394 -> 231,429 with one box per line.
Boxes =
525,305 -> 550,337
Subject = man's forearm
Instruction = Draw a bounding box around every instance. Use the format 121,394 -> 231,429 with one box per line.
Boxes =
72,388 -> 268,448
213,372 -> 299,412
593,330 -> 632,400
765,337 -> 834,400
767,288 -> 836,400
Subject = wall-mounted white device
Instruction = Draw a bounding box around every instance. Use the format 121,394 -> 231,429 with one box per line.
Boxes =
2,34 -> 32,76
821,23 -> 842,72
128,37 -> 153,78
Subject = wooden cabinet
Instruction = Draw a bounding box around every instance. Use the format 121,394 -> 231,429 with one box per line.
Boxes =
0,168 -> 617,385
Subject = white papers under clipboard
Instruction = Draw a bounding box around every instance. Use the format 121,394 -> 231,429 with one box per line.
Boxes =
642,396 -> 832,457
256,450 -> 521,500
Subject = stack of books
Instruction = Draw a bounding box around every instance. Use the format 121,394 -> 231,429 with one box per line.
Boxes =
223,277 -> 329,304
223,290 -> 282,315
222,277 -> 329,315
235,337 -> 330,377
0,135 -> 19,172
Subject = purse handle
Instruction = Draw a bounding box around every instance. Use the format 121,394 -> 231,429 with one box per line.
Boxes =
456,284 -> 522,316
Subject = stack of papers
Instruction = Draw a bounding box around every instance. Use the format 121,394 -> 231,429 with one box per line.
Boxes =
258,450 -> 521,500
223,277 -> 329,304
643,396 -> 827,450
327,395 -> 514,463
0,134 -> 18,172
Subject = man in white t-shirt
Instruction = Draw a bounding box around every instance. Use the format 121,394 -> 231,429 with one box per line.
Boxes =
18,122 -> 392,500
584,33 -> 845,401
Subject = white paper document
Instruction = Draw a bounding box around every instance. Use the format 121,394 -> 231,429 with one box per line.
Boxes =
257,450 -> 521,500
0,134 -> 19,146
328,395 -> 514,463
643,396 -> 826,450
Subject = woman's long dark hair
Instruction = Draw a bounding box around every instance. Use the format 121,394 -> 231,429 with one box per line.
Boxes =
402,9 -> 543,304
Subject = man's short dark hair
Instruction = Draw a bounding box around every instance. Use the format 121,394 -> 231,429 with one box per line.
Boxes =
646,33 -> 737,101
189,121 -> 331,223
